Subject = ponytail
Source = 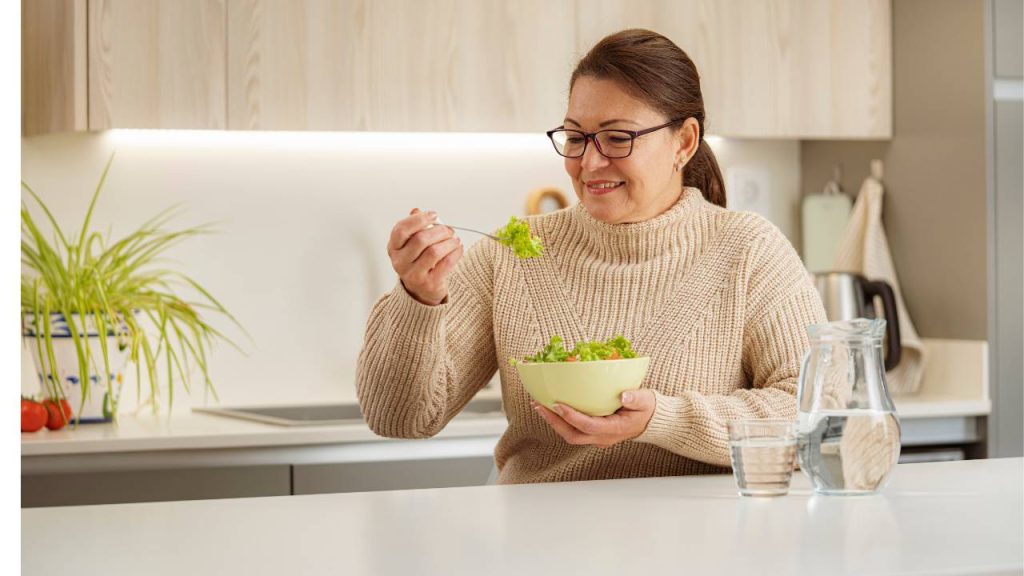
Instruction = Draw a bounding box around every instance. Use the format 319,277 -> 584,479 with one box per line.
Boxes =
684,139 -> 726,208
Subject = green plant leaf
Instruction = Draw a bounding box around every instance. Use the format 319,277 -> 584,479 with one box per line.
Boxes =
20,153 -> 244,422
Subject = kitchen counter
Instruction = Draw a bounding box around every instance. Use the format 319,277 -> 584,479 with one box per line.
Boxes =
22,392 -> 985,476
20,387 -> 983,460
890,338 -> 991,419
21,398 -> 509,506
20,406 -> 507,456
22,457 -> 1023,575
22,339 -> 988,474
21,409 -> 507,475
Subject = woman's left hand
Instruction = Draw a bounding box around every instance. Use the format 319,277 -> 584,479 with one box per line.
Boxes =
531,390 -> 657,448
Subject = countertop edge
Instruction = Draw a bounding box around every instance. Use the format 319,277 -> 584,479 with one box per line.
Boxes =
21,415 -> 509,457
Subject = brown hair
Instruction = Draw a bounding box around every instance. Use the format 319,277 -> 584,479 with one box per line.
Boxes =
570,29 -> 726,208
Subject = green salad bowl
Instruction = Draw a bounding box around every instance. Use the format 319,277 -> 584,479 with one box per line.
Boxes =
515,356 -> 651,417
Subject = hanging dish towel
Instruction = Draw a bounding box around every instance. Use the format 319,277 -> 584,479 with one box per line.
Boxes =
833,175 -> 928,395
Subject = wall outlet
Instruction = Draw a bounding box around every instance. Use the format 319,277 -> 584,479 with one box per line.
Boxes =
726,166 -> 772,218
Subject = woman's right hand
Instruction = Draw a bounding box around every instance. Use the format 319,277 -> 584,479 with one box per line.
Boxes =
387,208 -> 464,306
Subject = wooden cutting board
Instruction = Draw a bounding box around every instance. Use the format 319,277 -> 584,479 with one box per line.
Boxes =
802,192 -> 852,273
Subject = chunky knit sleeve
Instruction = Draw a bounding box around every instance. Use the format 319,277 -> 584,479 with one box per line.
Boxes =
356,239 -> 498,439
634,221 -> 827,467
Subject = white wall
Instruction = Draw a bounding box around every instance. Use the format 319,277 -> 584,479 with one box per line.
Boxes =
20,131 -> 799,414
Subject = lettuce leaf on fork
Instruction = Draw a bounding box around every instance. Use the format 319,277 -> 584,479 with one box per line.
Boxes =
495,217 -> 543,259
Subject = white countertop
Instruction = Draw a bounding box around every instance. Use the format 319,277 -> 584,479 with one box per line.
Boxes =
891,338 -> 992,418
20,396 -> 984,459
20,409 -> 507,457
22,457 -> 1023,575
892,392 -> 991,418
22,339 -> 989,458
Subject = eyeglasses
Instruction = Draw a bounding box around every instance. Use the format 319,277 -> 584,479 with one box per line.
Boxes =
546,118 -> 684,159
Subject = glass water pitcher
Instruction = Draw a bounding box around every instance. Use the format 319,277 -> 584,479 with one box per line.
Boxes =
797,319 -> 902,495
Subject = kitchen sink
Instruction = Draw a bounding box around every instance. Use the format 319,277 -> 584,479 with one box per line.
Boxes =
192,396 -> 504,427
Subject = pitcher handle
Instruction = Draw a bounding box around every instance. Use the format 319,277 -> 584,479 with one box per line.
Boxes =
862,280 -> 902,371
796,349 -> 812,412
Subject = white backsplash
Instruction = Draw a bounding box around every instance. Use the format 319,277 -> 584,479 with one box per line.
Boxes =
20,131 -> 799,414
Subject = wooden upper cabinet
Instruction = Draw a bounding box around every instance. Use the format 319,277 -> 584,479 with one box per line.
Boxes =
226,0 -> 363,130
699,0 -> 892,139
22,0 -> 889,138
88,0 -> 227,130
22,0 -> 88,137
575,0 -> 892,139
226,0 -> 575,131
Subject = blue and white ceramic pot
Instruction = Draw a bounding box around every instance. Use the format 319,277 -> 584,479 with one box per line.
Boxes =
23,312 -> 130,423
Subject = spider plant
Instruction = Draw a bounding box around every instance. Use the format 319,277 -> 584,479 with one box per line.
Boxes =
20,154 -> 243,421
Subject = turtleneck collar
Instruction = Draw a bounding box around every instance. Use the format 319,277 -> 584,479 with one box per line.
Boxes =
566,187 -> 711,261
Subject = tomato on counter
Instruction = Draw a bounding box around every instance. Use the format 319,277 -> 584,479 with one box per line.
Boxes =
42,398 -> 73,430
21,398 -> 47,433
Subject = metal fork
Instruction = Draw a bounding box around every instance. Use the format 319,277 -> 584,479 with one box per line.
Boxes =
445,225 -> 500,241
428,221 -> 500,241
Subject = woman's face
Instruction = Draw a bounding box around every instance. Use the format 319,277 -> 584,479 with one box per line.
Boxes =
563,76 -> 695,224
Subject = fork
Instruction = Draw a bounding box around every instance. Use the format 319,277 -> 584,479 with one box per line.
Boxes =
445,225 -> 500,241
428,220 -> 500,241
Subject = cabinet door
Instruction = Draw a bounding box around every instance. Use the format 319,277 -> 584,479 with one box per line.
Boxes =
789,0 -> 891,138
22,0 -> 88,136
89,0 -> 227,129
575,0 -> 891,139
293,457 -> 495,494
993,0 -> 1023,78
226,0 -> 361,130
227,0 -> 574,131
22,465 -> 290,508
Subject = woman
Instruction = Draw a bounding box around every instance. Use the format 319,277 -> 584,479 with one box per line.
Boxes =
357,29 -> 826,483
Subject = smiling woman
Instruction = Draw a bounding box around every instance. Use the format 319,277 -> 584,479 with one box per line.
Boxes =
356,29 -> 827,485
553,31 -> 726,224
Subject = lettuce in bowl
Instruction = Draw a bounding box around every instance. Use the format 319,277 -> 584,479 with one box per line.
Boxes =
517,335 -> 638,364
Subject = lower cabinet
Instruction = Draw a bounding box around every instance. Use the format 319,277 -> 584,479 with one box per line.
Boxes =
897,416 -> 988,462
292,456 -> 495,495
22,456 -> 496,507
22,465 -> 291,508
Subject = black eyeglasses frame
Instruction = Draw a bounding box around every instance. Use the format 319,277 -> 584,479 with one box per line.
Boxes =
545,118 -> 685,159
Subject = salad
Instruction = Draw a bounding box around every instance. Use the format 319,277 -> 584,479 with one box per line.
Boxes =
495,217 -> 543,259
515,335 -> 639,364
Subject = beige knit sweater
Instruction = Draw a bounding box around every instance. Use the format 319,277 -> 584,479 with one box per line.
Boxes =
356,187 -> 827,484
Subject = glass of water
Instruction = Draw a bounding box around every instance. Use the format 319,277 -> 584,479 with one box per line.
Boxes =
728,419 -> 798,497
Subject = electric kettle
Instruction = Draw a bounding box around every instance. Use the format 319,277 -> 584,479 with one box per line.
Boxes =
812,272 -> 902,371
